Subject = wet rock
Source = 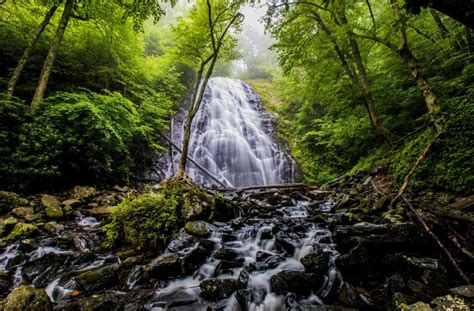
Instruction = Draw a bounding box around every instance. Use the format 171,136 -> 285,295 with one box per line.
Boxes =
0,216 -> 18,236
181,192 -> 209,220
62,198 -> 81,208
12,207 -> 37,221
335,244 -> 369,268
396,301 -> 431,311
165,233 -> 194,253
0,191 -> 28,215
72,186 -> 96,200
43,221 -> 64,233
270,270 -> 323,296
0,284 -> 52,311
182,246 -> 208,274
213,247 -> 244,262
274,231 -> 298,255
88,206 -> 113,216
124,303 -> 144,311
144,253 -> 180,279
450,285 -> 474,299
64,290 -> 124,311
431,294 -> 470,310
301,252 -> 330,274
74,263 -> 120,292
235,289 -> 252,311
198,239 -> 216,252
338,282 -> 366,307
18,238 -> 36,252
184,220 -> 211,237
400,255 -> 438,270
41,195 -> 63,218
5,222 -> 39,240
200,278 -> 243,300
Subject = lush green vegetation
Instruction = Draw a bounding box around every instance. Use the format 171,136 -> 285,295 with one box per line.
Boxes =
0,0 -> 472,197
251,0 -> 473,194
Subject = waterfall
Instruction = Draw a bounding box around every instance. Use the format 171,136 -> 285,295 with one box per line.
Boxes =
168,77 -> 296,188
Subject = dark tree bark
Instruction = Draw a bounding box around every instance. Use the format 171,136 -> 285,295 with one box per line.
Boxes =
30,0 -> 74,113
5,3 -> 59,100
336,1 -> 395,144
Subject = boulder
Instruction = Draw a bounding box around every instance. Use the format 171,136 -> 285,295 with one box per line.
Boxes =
184,221 -> 211,237
62,198 -> 81,208
43,221 -> 64,233
5,222 -> 39,240
181,246 -> 209,274
431,294 -> 470,310
72,186 -> 96,200
301,252 -> 330,274
0,216 -> 18,236
74,263 -> 120,292
450,285 -> 474,299
200,278 -> 243,300
270,270 -> 323,296
41,195 -> 63,218
144,253 -> 180,279
0,191 -> 28,215
213,247 -> 244,262
12,207 -> 37,221
0,284 -> 52,311
88,206 -> 113,216
181,192 -> 208,220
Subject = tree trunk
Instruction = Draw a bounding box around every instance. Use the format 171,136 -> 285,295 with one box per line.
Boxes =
177,55 -> 218,177
391,0 -> 445,133
5,3 -> 59,100
336,1 -> 394,144
429,9 -> 449,38
30,0 -> 74,113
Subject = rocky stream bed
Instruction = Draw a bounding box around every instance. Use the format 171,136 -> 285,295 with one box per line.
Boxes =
0,177 -> 473,310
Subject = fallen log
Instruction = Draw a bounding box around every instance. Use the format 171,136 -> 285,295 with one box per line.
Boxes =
402,196 -> 470,284
235,183 -> 308,192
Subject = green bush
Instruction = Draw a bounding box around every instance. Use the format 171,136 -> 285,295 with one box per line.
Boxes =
103,190 -> 178,250
8,91 -> 162,191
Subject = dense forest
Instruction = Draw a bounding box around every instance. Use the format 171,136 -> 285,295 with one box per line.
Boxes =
0,0 -> 472,310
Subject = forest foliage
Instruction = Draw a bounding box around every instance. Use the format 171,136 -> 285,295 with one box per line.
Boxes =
254,0 -> 473,194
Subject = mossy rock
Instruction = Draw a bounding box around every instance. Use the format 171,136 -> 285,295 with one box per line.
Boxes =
43,221 -> 64,233
0,216 -> 18,237
0,191 -> 28,215
0,284 -> 52,311
41,195 -> 63,218
72,186 -> 96,200
5,223 -> 39,241
12,207 -> 37,221
184,221 -> 211,237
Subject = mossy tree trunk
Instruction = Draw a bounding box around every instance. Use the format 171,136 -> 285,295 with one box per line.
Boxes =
5,3 -> 59,101
30,0 -> 74,114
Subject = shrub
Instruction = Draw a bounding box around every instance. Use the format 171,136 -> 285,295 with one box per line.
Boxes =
103,191 -> 178,250
10,92 -> 141,191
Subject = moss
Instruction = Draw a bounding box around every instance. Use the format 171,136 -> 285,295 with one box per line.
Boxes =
5,223 -> 39,241
103,177 -> 217,250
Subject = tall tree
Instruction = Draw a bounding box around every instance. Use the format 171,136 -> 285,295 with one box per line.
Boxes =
5,1 -> 59,101
356,0 -> 445,133
30,0 -> 74,113
174,0 -> 242,177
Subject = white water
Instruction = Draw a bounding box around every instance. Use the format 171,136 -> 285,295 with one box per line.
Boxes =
170,77 -> 296,188
145,202 -> 339,310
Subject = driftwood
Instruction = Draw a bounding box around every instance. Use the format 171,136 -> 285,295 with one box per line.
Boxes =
160,133 -> 227,188
402,196 -> 471,284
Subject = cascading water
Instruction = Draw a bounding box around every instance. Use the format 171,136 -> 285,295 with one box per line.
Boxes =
167,77 -> 297,188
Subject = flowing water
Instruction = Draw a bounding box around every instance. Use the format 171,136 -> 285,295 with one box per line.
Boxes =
166,77 -> 297,188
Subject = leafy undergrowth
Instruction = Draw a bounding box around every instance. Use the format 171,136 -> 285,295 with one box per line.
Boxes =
102,177 -> 216,251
